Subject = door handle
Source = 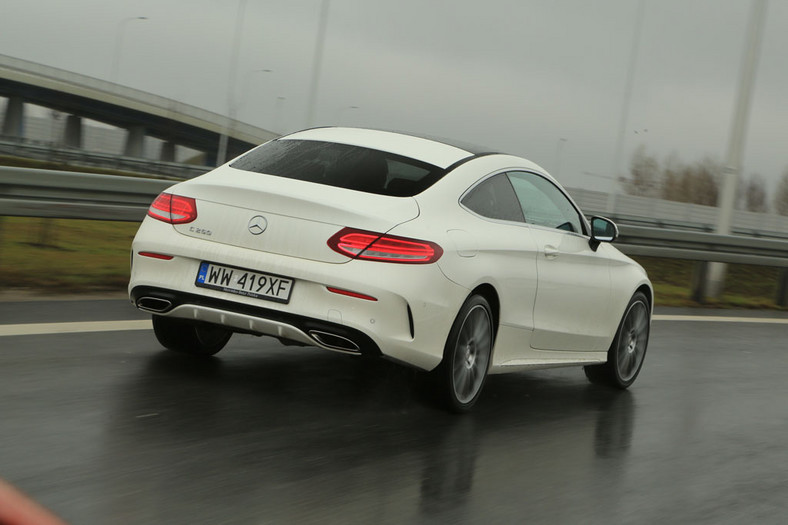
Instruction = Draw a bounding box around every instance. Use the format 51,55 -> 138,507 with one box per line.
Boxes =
544,245 -> 559,259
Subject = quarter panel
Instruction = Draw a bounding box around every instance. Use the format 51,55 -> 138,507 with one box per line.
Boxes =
394,204 -> 539,335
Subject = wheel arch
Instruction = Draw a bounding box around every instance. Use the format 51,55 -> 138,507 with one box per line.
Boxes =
469,283 -> 500,339
635,283 -> 653,313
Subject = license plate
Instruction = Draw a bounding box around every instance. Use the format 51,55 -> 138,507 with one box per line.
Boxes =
195,262 -> 294,304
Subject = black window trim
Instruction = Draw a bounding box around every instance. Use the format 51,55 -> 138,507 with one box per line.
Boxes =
459,169 -> 591,236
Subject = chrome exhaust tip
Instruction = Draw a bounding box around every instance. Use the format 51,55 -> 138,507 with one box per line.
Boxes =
137,297 -> 173,313
309,330 -> 360,353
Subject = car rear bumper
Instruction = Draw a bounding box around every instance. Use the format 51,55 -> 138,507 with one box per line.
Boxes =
129,218 -> 469,370
130,285 -> 382,356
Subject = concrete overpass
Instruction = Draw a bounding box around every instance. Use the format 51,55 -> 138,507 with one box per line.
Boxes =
0,53 -> 279,165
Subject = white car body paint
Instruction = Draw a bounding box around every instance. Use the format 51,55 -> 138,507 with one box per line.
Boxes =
129,127 -> 652,375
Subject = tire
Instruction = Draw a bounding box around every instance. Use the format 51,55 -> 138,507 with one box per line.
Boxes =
585,291 -> 650,389
437,295 -> 495,413
152,315 -> 232,356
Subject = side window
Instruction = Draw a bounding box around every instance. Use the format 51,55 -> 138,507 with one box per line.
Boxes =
461,173 -> 525,223
507,171 -> 584,234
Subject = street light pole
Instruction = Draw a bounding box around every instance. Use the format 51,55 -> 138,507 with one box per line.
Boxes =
707,0 -> 768,299
306,0 -> 330,127
217,0 -> 248,166
111,16 -> 148,84
607,0 -> 644,212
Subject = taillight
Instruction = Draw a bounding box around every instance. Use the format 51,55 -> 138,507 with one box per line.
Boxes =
327,227 -> 443,264
147,193 -> 197,224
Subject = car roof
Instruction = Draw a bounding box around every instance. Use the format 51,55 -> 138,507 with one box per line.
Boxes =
279,127 -> 496,170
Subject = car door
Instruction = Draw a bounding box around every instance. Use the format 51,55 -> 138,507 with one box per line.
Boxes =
506,171 -> 613,352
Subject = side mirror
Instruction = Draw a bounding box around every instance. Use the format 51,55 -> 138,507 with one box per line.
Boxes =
589,216 -> 619,251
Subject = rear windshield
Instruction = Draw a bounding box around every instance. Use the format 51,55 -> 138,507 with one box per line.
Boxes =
230,139 -> 446,196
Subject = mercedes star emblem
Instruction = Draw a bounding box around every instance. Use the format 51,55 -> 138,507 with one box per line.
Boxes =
247,215 -> 268,235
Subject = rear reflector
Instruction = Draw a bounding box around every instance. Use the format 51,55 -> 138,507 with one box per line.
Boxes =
326,287 -> 378,301
327,227 -> 442,264
147,193 -> 197,224
139,251 -> 174,260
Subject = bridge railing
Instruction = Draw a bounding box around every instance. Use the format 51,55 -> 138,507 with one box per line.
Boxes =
0,138 -> 209,179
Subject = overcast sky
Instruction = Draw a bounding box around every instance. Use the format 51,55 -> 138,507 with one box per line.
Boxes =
2,0 -> 787,192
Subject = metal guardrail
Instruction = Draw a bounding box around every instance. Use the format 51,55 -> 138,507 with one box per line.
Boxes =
616,225 -> 788,268
0,166 -> 171,221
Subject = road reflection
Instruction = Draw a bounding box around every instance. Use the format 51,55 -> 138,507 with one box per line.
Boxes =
102,345 -> 637,523
418,416 -> 478,520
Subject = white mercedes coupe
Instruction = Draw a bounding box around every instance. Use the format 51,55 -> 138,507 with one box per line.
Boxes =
129,127 -> 652,411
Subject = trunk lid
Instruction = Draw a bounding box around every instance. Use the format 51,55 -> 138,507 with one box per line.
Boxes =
170,167 -> 420,263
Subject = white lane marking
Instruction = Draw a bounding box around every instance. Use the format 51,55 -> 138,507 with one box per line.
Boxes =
653,315 -> 788,324
0,320 -> 152,337
0,315 -> 785,337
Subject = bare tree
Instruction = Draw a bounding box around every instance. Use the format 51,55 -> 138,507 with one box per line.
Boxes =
621,145 -> 660,197
740,173 -> 768,212
686,157 -> 720,206
624,149 -> 725,207
775,168 -> 788,216
659,156 -> 719,206
661,153 -> 683,202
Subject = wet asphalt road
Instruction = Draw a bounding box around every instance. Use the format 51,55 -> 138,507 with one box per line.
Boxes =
1,299 -> 787,524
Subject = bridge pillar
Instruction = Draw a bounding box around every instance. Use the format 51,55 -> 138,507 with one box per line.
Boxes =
159,141 -> 176,162
1,96 -> 25,137
63,115 -> 83,148
690,261 -> 710,304
124,126 -> 146,157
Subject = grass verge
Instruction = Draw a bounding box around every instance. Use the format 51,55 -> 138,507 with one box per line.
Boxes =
0,217 -> 137,293
631,256 -> 785,309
